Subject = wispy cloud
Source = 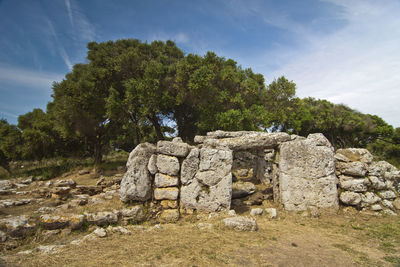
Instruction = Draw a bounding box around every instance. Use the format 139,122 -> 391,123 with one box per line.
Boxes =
0,64 -> 63,89
0,110 -> 18,119
65,0 -> 74,27
45,19 -> 73,70
255,0 -> 400,127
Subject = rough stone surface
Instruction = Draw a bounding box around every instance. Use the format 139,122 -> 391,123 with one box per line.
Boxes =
86,211 -> 119,226
361,192 -> 381,205
340,192 -> 361,206
54,179 -> 76,188
93,228 -> 107,238
39,215 -> 69,230
378,190 -> 396,200
223,216 -> 258,231
157,140 -> 189,157
339,177 -> 368,192
369,176 -> 387,190
279,134 -> 338,211
154,188 -> 179,200
119,143 -> 156,202
147,154 -> 158,175
336,148 -> 373,164
393,199 -> 400,210
155,173 -> 178,188
1,215 -> 36,237
69,215 -> 85,230
203,132 -> 290,150
371,204 -> 383,211
120,206 -> 145,222
156,154 -> 180,176
180,148 -> 200,185
180,147 -> 232,212
336,161 -> 368,177
232,182 -> 256,199
250,208 -> 263,216
160,209 -> 179,222
265,208 -> 277,219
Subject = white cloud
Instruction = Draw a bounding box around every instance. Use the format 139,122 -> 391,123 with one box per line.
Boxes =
65,0 -> 74,27
263,0 -> 400,127
0,64 -> 63,89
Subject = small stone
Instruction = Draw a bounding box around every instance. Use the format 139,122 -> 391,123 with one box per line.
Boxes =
40,215 -> 69,230
155,173 -> 179,187
340,192 -> 361,206
160,209 -> 179,222
86,211 -> 119,226
371,204 -> 383,211
382,200 -> 394,210
227,210 -> 236,216
197,223 -> 213,230
17,250 -> 33,255
250,208 -> 263,217
223,216 -> 258,231
69,215 -> 86,230
154,188 -> 179,200
232,182 -> 256,199
265,208 -> 277,219
37,245 -> 65,254
383,209 -> 397,216
160,200 -> 178,209
54,179 -> 76,188
393,199 -> 400,210
93,228 -> 107,238
172,137 -> 183,142
0,230 -> 7,242
378,190 -> 396,200
147,154 -> 158,175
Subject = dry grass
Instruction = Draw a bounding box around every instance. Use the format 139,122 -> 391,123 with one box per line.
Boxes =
2,212 -> 400,267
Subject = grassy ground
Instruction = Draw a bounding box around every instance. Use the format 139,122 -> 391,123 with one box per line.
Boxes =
2,210 -> 400,267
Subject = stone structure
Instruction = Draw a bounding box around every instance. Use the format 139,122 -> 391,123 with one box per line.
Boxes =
119,130 -> 393,222
336,148 -> 400,214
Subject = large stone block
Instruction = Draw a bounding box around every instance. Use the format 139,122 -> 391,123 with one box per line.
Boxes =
180,147 -> 233,212
180,148 -> 200,185
157,140 -> 189,157
279,134 -> 338,211
156,154 -> 180,176
154,188 -> 179,200
155,173 -> 178,188
119,143 -> 156,202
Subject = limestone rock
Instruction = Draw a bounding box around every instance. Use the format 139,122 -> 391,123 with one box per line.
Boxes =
86,211 -> 119,226
1,215 -> 36,238
120,206 -> 145,222
39,215 -> 69,230
393,199 -> 400,210
172,137 -> 183,142
279,134 -> 338,211
37,244 -> 65,254
250,208 -> 263,216
0,180 -> 13,190
223,216 -> 258,231
361,192 -> 381,205
382,199 -> 394,209
154,188 -> 179,200
378,190 -> 396,200
157,140 -> 189,157
227,210 -> 236,216
336,161 -> 367,177
93,228 -> 107,238
156,154 -> 180,176
265,208 -> 277,219
371,204 -> 383,211
147,154 -> 158,175
160,209 -> 179,222
155,173 -> 178,187
307,133 -> 334,150
180,148 -> 200,185
0,230 -> 7,242
339,178 -> 368,192
369,161 -> 398,177
197,223 -> 213,230
119,143 -> 156,202
54,179 -> 76,188
369,176 -> 387,190
335,148 -> 373,164
203,132 -> 290,150
232,182 -> 256,199
160,200 -> 178,209
340,192 -> 361,206
107,226 -> 131,235
69,215 -> 86,230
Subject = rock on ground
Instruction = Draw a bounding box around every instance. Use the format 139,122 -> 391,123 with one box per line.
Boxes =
119,143 -> 156,202
223,216 -> 258,231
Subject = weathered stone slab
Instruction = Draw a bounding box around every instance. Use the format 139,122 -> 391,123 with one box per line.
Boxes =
119,143 -> 156,202
336,148 -> 373,164
1,215 -> 36,238
157,140 -> 189,157
232,182 -> 256,199
279,134 -> 338,211
180,148 -> 200,185
154,188 -> 179,200
223,216 -> 258,231
203,132 -> 291,150
155,173 -> 178,188
160,209 -> 179,222
156,154 -> 180,176
340,192 -> 361,206
336,161 -> 367,177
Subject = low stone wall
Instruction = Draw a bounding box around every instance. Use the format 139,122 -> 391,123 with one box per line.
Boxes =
121,131 -> 371,221
336,148 -> 400,214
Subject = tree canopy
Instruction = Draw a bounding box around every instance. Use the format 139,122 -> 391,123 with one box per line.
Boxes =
0,38 -> 398,169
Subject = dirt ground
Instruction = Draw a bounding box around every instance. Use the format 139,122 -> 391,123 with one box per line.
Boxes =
1,173 -> 400,267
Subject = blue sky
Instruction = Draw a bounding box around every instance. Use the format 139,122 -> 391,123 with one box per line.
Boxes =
0,0 -> 399,127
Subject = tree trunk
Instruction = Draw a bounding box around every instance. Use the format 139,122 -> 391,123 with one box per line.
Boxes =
148,114 -> 164,140
93,137 -> 103,168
